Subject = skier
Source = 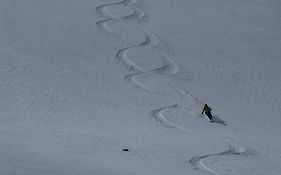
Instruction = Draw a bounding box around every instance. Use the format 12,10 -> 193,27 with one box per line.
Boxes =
201,104 -> 214,122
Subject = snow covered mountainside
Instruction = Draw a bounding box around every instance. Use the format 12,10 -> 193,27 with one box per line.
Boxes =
0,0 -> 280,174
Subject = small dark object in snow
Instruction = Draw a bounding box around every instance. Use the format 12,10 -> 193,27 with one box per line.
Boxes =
122,149 -> 129,152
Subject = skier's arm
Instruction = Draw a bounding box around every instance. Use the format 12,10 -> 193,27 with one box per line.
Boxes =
201,107 -> 204,114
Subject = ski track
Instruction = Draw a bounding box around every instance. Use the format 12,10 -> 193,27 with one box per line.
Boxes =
189,137 -> 253,175
124,54 -> 179,92
95,0 -> 147,34
95,1 -> 253,175
115,30 -> 159,71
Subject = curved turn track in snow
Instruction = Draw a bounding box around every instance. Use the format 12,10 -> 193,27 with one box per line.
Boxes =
189,137 -> 254,175
95,1 -> 253,174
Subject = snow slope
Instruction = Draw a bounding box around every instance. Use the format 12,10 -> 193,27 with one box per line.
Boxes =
0,0 -> 280,174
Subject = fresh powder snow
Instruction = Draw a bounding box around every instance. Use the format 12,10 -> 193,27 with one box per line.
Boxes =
0,0 -> 280,174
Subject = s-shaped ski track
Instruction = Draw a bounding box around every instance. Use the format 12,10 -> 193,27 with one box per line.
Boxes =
95,1 -> 254,175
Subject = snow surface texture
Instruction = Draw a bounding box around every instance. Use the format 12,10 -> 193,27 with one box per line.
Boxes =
0,0 -> 281,174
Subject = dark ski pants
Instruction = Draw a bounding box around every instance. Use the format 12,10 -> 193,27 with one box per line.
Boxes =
205,111 -> 213,120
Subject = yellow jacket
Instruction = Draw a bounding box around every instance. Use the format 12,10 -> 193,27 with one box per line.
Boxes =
201,104 -> 212,114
